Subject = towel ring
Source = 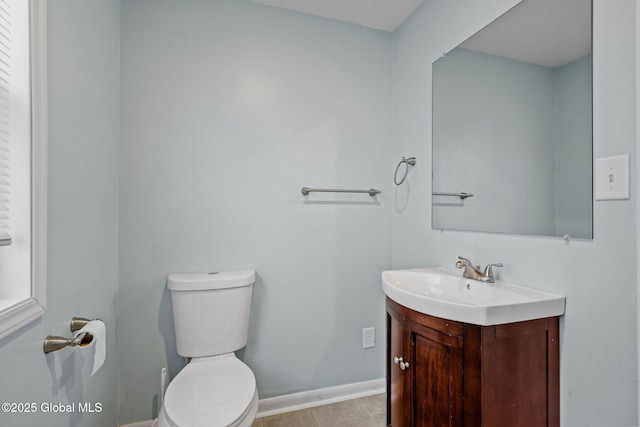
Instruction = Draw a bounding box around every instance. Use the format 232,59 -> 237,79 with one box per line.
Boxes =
394,157 -> 416,185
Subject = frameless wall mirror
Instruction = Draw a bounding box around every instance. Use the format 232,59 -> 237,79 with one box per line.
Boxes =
432,0 -> 592,239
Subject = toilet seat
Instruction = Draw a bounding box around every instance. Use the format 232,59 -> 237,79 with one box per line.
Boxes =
161,354 -> 258,427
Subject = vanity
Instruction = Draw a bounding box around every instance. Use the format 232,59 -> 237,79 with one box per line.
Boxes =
383,268 -> 565,427
385,0 -> 585,422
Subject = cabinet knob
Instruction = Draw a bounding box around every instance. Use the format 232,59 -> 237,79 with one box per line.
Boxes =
393,356 -> 410,370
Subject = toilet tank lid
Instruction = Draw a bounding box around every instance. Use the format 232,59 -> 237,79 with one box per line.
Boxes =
168,270 -> 255,291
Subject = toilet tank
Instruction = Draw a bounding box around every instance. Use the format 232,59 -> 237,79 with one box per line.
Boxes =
167,270 -> 255,358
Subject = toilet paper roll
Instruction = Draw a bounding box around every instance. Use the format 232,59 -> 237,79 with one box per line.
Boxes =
74,320 -> 106,376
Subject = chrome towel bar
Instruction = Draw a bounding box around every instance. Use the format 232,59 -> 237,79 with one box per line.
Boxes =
302,187 -> 381,197
433,192 -> 474,200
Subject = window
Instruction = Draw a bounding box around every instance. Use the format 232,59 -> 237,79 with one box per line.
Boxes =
0,0 -> 47,340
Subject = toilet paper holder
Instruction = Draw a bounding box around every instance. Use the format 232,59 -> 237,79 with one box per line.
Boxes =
43,317 -> 98,354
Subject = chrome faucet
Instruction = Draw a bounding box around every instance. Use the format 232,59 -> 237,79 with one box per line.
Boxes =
455,256 -> 503,283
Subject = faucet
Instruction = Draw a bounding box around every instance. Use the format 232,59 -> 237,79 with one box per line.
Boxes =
455,256 -> 503,283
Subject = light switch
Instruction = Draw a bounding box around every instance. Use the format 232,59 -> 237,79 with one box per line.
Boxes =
595,154 -> 630,200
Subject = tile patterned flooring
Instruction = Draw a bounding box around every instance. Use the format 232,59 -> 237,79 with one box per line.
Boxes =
252,393 -> 386,427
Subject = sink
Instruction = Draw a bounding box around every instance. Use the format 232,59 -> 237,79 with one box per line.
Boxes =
382,267 -> 565,325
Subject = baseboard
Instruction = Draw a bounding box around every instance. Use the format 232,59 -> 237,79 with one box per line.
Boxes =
256,378 -> 386,418
119,421 -> 155,427
120,378 -> 386,426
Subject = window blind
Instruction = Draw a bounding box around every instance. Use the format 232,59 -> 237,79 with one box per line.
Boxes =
0,0 -> 13,247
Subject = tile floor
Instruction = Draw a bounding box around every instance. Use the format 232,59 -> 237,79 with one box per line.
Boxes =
252,393 -> 386,427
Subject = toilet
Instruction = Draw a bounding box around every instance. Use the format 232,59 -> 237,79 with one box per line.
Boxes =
158,270 -> 258,427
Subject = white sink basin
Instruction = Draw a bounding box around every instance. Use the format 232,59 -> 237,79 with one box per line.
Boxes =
382,267 -> 565,326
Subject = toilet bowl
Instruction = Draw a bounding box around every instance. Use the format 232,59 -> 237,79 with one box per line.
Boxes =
158,271 -> 258,427
158,355 -> 258,427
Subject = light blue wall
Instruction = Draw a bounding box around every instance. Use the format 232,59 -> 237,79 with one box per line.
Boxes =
392,0 -> 637,425
119,0 -> 392,423
0,1 -> 120,426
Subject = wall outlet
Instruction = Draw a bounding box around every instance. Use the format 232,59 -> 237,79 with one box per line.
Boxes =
363,327 -> 375,349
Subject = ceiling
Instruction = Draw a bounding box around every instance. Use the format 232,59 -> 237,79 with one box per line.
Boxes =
461,0 -> 591,68
251,0 -> 424,32
251,0 -> 591,67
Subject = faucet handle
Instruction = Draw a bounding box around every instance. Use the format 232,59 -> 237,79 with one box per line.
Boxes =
456,256 -> 482,271
456,256 -> 473,269
483,263 -> 503,279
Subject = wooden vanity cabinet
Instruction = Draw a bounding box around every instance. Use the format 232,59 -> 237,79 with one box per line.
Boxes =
386,297 -> 559,427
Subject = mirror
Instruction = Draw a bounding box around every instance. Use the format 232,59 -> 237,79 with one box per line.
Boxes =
432,0 -> 592,239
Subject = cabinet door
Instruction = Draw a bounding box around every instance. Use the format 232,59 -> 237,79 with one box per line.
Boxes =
481,318 -> 559,427
387,307 -> 408,426
410,320 -> 463,427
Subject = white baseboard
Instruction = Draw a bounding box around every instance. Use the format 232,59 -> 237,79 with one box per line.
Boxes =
119,421 -> 155,427
256,378 -> 385,418
120,378 -> 386,426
